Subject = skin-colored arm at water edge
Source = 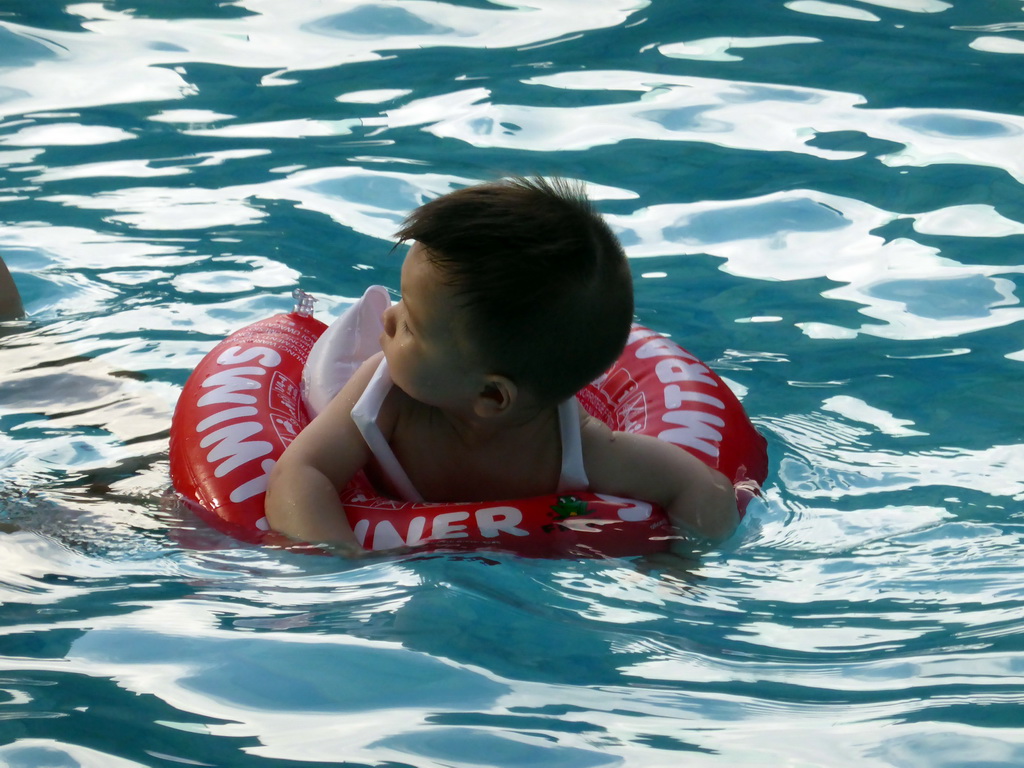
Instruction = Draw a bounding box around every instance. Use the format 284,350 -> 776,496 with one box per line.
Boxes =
579,412 -> 740,544
0,258 -> 24,320
264,354 -> 381,555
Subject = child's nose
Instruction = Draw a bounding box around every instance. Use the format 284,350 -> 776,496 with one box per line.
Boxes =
382,304 -> 397,338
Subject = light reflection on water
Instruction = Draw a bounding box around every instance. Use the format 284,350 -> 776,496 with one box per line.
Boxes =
1,0 -> 1023,766
404,69 -> 1024,180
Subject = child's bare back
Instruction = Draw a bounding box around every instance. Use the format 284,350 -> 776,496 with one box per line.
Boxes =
381,381 -> 564,503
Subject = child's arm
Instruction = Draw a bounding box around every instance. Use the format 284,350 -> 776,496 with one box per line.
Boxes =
580,413 -> 740,543
264,352 -> 382,554
0,257 -> 24,320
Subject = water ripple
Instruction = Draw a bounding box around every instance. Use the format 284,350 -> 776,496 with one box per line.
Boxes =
1,2 -> 1022,766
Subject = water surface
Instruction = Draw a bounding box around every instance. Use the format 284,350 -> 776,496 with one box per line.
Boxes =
1,1 -> 1023,766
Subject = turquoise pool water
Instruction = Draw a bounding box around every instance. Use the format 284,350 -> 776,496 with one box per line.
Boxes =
1,1 -> 1023,765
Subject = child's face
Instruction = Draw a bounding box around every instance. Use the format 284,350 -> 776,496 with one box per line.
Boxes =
381,243 -> 487,411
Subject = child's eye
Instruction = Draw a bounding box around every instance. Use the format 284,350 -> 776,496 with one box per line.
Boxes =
401,320 -> 412,335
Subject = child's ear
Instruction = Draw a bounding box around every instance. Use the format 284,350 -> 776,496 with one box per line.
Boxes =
474,375 -> 516,417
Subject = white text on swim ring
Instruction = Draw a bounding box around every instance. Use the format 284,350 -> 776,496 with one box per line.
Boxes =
196,345 -> 281,501
628,328 -> 727,458
354,506 -> 530,550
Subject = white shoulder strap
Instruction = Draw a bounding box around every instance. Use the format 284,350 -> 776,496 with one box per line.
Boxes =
556,398 -> 590,493
349,357 -> 424,503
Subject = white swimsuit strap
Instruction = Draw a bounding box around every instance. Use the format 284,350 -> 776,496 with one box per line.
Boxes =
556,398 -> 590,493
349,357 -> 424,503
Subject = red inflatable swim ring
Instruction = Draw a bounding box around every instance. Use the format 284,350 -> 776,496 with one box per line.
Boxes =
169,299 -> 768,558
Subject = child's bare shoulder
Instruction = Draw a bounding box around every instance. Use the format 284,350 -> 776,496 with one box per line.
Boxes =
577,407 -> 607,447
578,406 -> 631,482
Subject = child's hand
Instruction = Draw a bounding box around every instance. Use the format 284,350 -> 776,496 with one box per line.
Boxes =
665,464 -> 739,543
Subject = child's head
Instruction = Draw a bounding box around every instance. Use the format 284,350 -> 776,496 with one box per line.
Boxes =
395,176 -> 633,406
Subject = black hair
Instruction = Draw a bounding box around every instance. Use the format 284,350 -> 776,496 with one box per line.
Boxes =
395,176 -> 634,405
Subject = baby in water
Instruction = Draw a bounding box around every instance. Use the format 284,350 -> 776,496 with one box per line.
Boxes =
265,177 -> 738,555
